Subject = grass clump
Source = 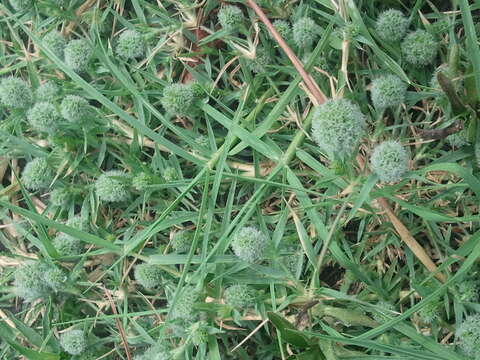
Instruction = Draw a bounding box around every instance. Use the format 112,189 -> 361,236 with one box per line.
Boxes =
2,1 -> 480,359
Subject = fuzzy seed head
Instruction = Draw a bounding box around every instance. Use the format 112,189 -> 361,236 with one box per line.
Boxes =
447,131 -> 469,148
53,233 -> 83,256
42,31 -> 66,59
190,322 -> 209,346
430,64 -> 461,94
43,267 -> 66,291
417,302 -> 439,324
66,215 -> 88,231
134,263 -> 163,289
218,5 -> 244,31
170,286 -> 199,321
272,20 -> 291,41
224,284 -> 256,309
27,102 -> 61,133
375,9 -> 409,42
50,187 -> 70,207
171,230 -> 192,253
458,281 -> 479,302
247,47 -> 272,73
60,95 -> 90,122
13,261 -> 51,302
311,98 -> 365,158
116,30 -> 145,59
456,314 -> 480,359
21,158 -> 54,191
292,17 -> 320,48
95,170 -> 130,203
36,81 -> 60,102
9,0 -> 32,11
132,172 -> 151,191
60,329 -> 87,356
64,39 -> 93,72
371,74 -> 407,109
370,141 -> 409,182
135,343 -> 170,360
0,77 -> 33,109
163,167 -> 177,182
231,226 -> 268,263
401,30 -> 438,66
161,83 -> 198,117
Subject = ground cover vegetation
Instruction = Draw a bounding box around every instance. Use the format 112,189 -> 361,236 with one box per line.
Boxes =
0,0 -> 480,359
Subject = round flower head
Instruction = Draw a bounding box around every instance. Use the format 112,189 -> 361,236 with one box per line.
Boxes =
0,77 -> 33,109
292,17 -> 320,48
132,172 -> 152,191
370,141 -> 409,182
272,20 -> 291,41
401,30 -> 438,66
134,263 -> 163,289
136,343 -> 170,360
66,215 -> 88,231
9,0 -> 32,11
59,329 -> 87,356
170,286 -> 199,321
42,30 -> 66,59
456,314 -> 480,359
430,64 -> 461,94
231,226 -> 268,263
21,158 -> 54,191
458,281 -> 479,302
163,167 -> 177,182
417,302 -> 439,324
13,261 -> 51,302
43,267 -> 66,292
161,83 -> 198,117
27,102 -> 61,133
64,39 -> 93,72
189,322 -> 209,346
116,30 -> 145,59
95,170 -> 130,203
311,98 -> 365,158
375,9 -> 409,42
224,284 -> 256,309
247,47 -> 272,73
50,187 -> 70,207
53,233 -> 83,256
36,81 -> 59,102
171,230 -> 192,253
447,131 -> 469,148
218,5 -> 244,32
60,95 -> 90,122
370,74 -> 407,109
